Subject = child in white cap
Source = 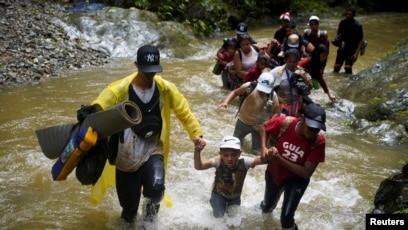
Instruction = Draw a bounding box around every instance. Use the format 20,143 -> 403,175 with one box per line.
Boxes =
193,136 -> 266,218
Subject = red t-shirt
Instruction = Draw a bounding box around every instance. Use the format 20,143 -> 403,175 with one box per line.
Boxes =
265,116 -> 325,185
220,52 -> 234,65
244,63 -> 262,82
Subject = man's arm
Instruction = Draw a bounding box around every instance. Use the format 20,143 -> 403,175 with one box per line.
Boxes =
257,121 -> 269,162
352,25 -> 364,63
218,82 -> 249,109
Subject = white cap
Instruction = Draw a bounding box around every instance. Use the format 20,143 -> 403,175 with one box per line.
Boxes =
219,136 -> 241,150
309,15 -> 320,22
287,42 -> 299,48
287,34 -> 300,48
256,72 -> 275,94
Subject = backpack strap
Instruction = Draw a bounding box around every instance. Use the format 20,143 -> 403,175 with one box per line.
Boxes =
268,116 -> 320,151
304,29 -> 326,42
319,30 -> 327,42
277,116 -> 295,140
304,29 -> 311,39
267,116 -> 295,147
236,81 -> 257,117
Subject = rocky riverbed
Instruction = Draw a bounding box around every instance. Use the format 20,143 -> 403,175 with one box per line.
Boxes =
0,0 -> 110,87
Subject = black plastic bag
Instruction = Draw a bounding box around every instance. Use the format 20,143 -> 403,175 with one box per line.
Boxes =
107,131 -> 124,165
331,35 -> 342,47
76,138 -> 109,185
291,73 -> 311,96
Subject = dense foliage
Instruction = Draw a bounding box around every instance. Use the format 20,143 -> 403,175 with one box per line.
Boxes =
106,0 -> 329,36
120,0 -> 271,36
67,0 -> 407,36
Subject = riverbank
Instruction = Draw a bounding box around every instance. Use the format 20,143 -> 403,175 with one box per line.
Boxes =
0,0 -> 110,87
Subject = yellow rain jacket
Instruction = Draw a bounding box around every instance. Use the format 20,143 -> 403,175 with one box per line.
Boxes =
89,72 -> 203,206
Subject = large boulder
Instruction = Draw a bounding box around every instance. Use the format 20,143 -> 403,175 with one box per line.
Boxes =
372,164 -> 408,214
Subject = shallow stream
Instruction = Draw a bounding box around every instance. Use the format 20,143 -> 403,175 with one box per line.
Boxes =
1,13 -> 408,229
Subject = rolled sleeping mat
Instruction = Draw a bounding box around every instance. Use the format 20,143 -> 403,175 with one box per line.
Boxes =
36,101 -> 142,159
35,123 -> 77,160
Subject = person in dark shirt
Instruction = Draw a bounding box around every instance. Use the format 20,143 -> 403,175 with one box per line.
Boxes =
274,12 -> 290,44
216,22 -> 258,60
333,7 -> 364,74
303,15 -> 336,101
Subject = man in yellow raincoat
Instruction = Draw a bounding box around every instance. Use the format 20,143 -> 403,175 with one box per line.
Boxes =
90,45 -> 205,224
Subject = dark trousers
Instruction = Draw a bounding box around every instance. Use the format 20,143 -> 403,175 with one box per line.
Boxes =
261,170 -> 309,229
210,191 -> 241,218
116,154 -> 165,223
334,46 -> 356,74
233,118 -> 261,151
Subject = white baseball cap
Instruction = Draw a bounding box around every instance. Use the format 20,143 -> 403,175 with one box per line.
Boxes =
308,15 -> 320,22
219,136 -> 241,150
256,72 -> 275,94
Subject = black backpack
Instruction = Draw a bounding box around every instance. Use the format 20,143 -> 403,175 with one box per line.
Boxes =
303,29 -> 327,43
74,104 -> 108,185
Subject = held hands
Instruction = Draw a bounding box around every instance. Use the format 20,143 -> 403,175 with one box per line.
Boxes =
194,136 -> 206,152
263,146 -> 279,163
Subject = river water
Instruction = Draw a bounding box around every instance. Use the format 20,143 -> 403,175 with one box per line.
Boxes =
1,13 -> 408,230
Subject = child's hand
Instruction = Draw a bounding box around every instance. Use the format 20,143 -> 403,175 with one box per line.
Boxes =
260,146 -> 269,162
265,147 -> 279,162
194,137 -> 206,151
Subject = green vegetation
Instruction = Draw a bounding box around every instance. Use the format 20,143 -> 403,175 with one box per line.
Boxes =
290,0 -> 331,15
111,0 -> 358,36
59,0 -> 377,36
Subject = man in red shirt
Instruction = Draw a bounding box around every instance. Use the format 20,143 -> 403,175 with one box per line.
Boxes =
258,103 -> 327,230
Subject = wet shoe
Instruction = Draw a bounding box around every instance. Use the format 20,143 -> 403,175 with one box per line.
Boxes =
283,224 -> 298,230
144,199 -> 160,222
120,210 -> 136,224
360,40 -> 367,56
260,201 -> 273,213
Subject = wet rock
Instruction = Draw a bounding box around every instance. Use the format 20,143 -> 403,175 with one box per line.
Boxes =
340,39 -> 408,142
372,164 -> 408,214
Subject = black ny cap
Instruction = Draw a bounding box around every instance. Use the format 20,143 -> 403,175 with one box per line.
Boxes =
136,45 -> 163,73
